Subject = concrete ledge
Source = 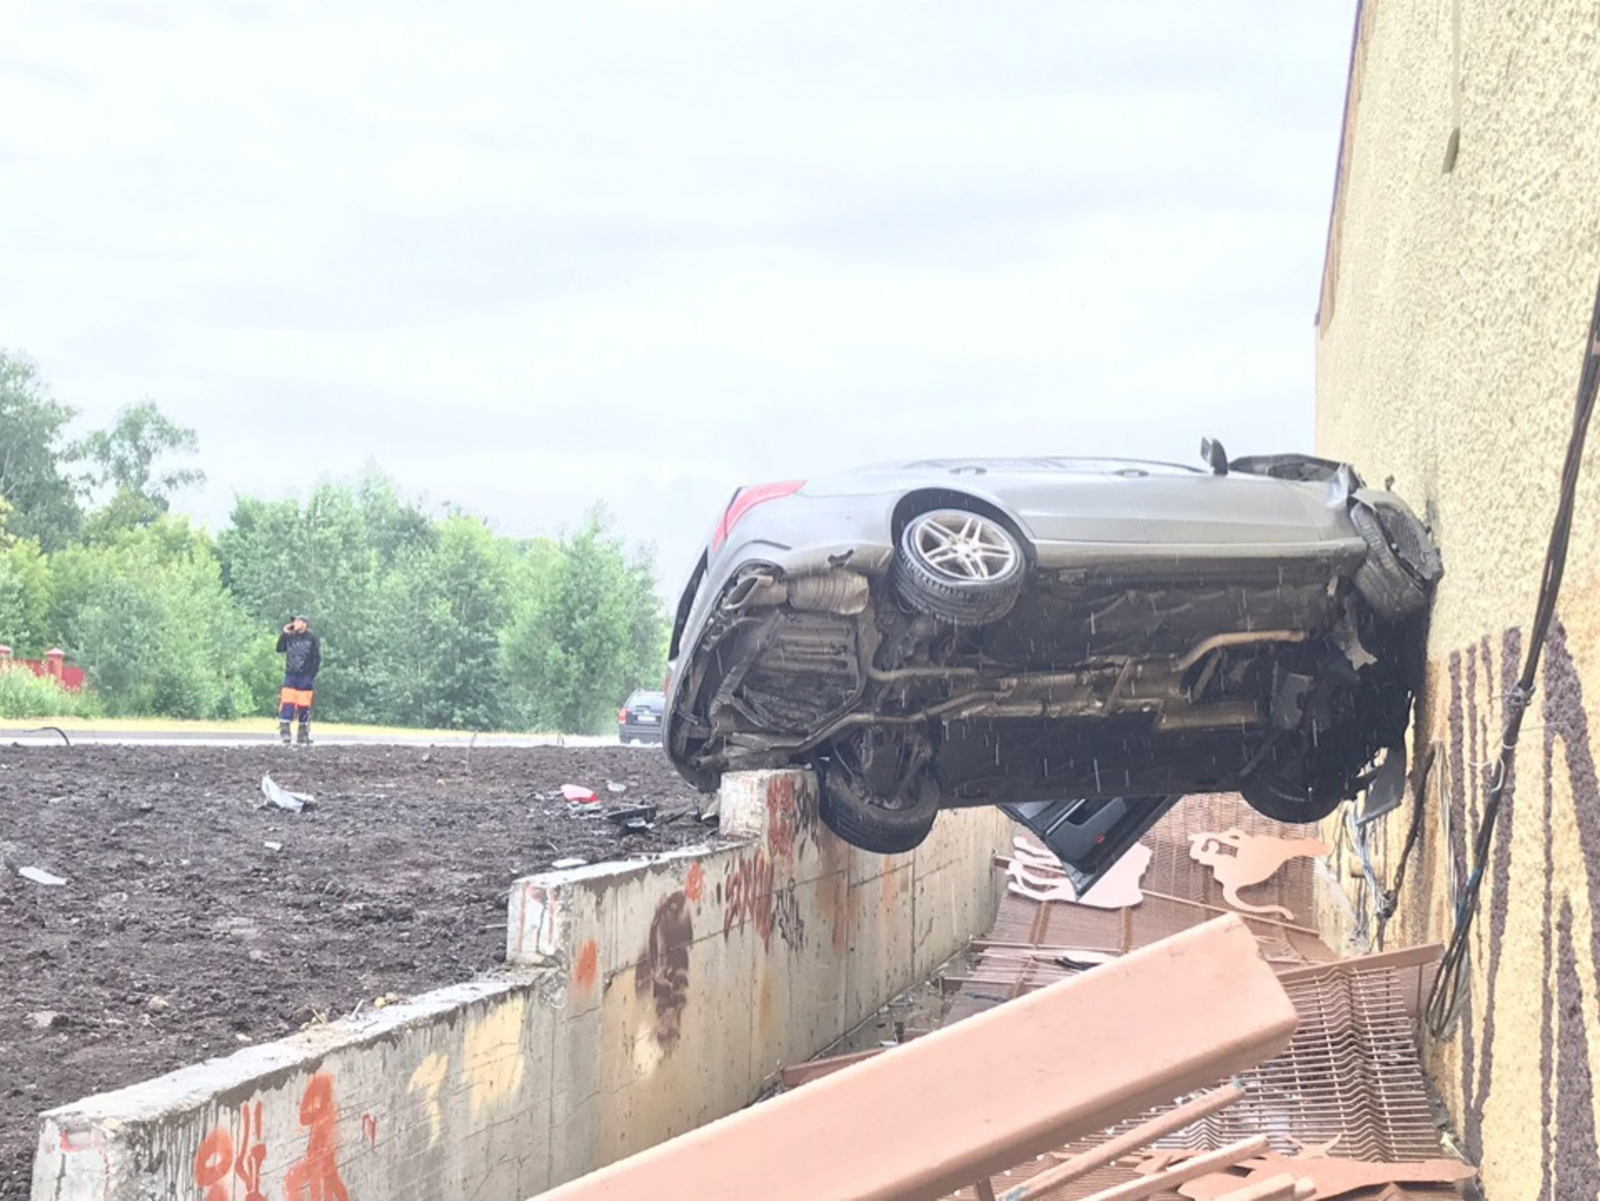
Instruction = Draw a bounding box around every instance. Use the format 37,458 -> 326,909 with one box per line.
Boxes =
32,769 -> 1011,1200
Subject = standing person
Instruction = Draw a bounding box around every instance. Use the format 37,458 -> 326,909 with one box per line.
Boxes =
275,615 -> 322,746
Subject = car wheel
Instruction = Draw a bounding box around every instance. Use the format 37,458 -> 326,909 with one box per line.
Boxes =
819,767 -> 939,854
1240,730 -> 1359,824
1240,766 -> 1347,824
1350,502 -> 1439,621
893,507 -> 1025,626
816,727 -> 941,854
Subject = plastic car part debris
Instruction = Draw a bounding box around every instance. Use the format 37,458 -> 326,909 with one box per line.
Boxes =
259,774 -> 314,813
1356,743 -> 1408,825
1187,830 -> 1329,921
605,780 -> 628,793
19,866 -> 67,886
263,841 -> 284,852
606,804 -> 657,826
561,784 -> 598,804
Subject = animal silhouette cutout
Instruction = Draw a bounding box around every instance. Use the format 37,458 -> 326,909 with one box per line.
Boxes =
1006,838 -> 1152,909
1187,828 -> 1328,920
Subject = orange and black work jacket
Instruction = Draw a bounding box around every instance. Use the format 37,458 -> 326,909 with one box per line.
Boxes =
276,628 -> 322,679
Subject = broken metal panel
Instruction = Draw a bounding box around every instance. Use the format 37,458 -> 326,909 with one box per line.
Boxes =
950,794 -> 1336,1025
533,917 -> 1298,1201
947,895 -> 1331,1026
956,946 -> 1450,1198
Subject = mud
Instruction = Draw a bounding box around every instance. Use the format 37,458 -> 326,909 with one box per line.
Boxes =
0,743 -> 711,1199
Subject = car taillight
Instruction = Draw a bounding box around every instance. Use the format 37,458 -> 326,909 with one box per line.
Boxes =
711,480 -> 805,552
618,707 -> 629,722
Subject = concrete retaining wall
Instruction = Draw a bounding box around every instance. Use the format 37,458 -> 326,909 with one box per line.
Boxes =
32,769 -> 1011,1200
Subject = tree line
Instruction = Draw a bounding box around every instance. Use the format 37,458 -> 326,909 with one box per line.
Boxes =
0,350 -> 668,733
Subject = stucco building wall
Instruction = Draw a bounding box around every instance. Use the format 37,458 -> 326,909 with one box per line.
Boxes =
1314,3 -> 1600,1198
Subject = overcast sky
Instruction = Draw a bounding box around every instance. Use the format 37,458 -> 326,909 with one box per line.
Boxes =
2,0 -> 1357,595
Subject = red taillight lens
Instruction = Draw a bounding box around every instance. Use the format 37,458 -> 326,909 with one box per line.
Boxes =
618,708 -> 629,722
711,480 -> 805,552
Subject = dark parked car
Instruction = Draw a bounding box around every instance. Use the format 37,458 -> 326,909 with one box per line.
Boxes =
618,689 -> 666,745
663,441 -> 1440,890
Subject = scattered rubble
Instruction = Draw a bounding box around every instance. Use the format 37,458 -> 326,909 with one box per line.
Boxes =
773,795 -> 1475,1201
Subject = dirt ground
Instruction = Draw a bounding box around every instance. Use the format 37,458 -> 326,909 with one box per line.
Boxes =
0,743 -> 713,1200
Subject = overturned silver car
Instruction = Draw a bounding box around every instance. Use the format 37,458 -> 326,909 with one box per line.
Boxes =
664,441 -> 1440,881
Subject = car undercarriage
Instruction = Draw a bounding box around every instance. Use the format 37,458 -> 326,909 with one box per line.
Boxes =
669,557 -> 1421,829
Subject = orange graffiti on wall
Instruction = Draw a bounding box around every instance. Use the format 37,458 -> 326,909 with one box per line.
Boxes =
284,1074 -> 350,1201
573,938 -> 599,990
684,861 -> 705,903
193,1100 -> 266,1201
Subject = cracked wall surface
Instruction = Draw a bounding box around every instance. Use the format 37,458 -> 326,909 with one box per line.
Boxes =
1314,3 -> 1600,1198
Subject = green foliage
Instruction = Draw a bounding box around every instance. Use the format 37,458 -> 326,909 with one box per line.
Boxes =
2,350 -> 676,733
0,351 -> 81,549
50,519 -> 263,720
218,473 -> 440,724
369,515 -> 514,730
502,506 -> 667,734
0,663 -> 100,719
0,537 -> 53,655
75,399 -> 204,509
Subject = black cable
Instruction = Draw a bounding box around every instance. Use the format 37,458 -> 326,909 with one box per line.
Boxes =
1375,743 -> 1436,951
1425,267 -> 1600,1037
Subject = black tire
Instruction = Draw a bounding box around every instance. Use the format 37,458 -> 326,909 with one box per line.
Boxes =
1350,502 -> 1438,621
892,507 -> 1025,626
818,766 -> 939,854
1240,765 -> 1347,824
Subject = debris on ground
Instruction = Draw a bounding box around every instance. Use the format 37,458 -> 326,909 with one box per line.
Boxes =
259,773 -> 314,813
561,783 -> 598,804
606,804 -> 656,832
771,794 -> 1476,1201
0,743 -> 712,1200
18,865 -> 67,886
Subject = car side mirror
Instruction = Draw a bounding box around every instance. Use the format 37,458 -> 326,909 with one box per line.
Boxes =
1200,437 -> 1229,476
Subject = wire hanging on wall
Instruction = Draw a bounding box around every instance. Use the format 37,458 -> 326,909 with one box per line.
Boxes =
1424,264 -> 1600,1039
